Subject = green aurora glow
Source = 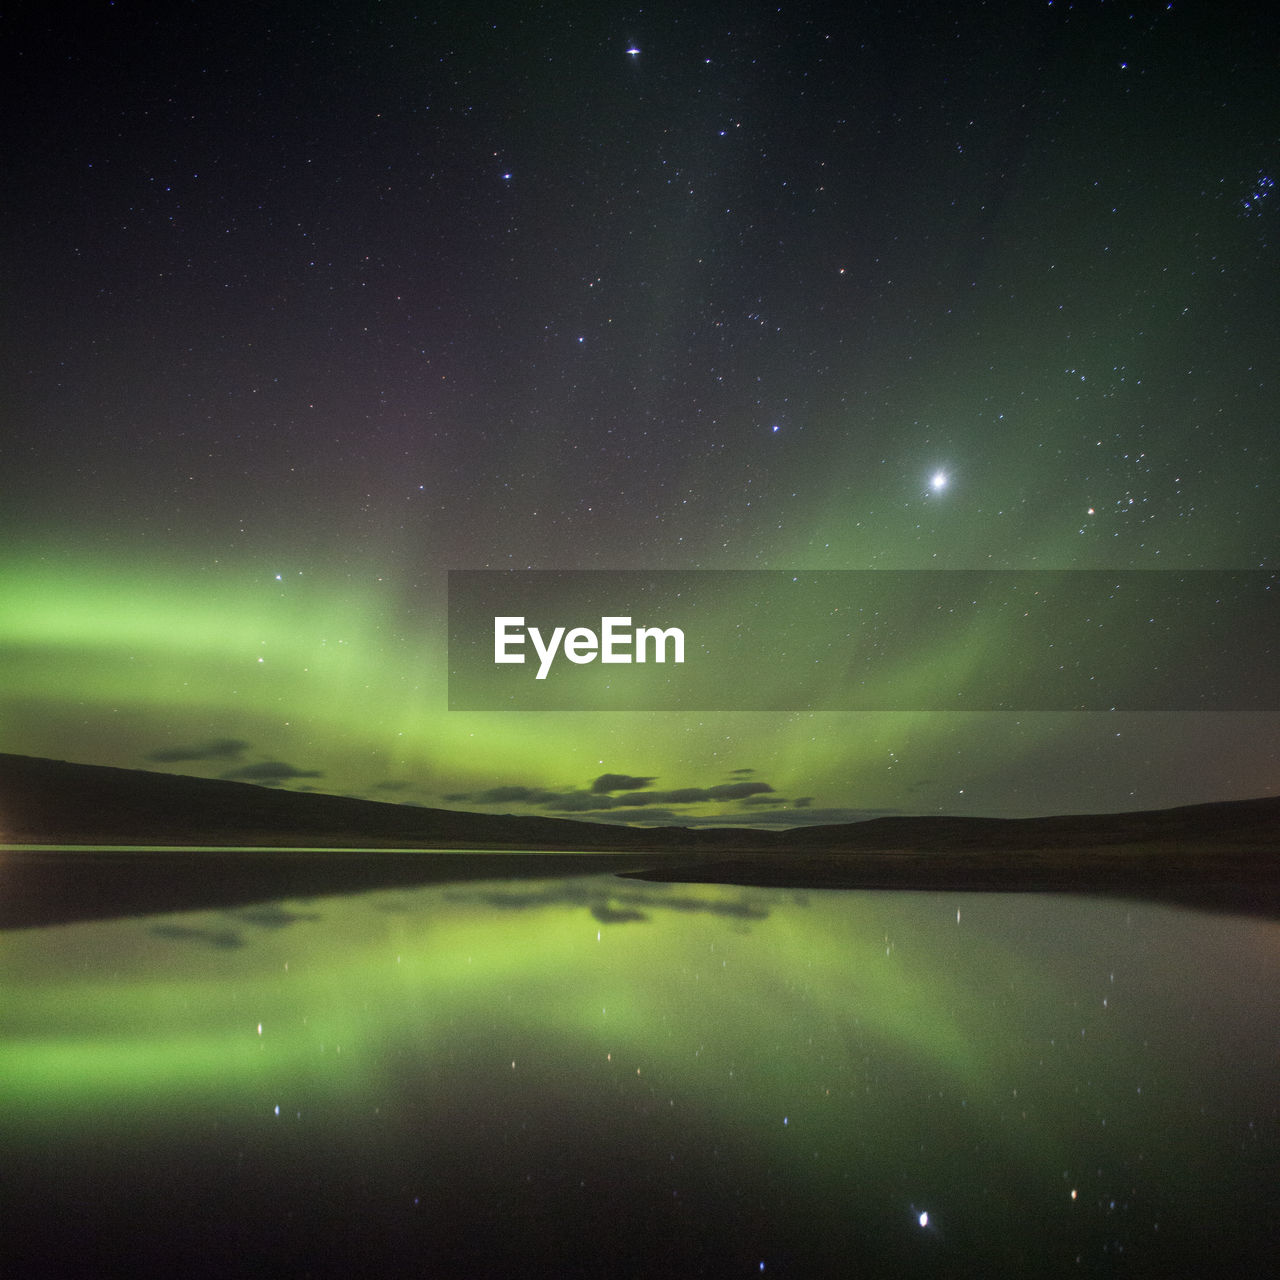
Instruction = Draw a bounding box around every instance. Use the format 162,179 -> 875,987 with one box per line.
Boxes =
2,548 -> 1276,822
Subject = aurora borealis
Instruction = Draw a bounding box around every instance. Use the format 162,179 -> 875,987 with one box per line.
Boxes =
3,0 -> 1277,822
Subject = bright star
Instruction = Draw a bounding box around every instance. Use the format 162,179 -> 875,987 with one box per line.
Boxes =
930,471 -> 948,492
626,46 -> 640,57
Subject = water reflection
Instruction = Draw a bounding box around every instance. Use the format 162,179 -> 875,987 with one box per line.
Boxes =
3,868 -> 1276,1277
445,879 -> 772,925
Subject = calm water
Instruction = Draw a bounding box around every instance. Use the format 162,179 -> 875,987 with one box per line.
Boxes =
2,856 -> 1277,1277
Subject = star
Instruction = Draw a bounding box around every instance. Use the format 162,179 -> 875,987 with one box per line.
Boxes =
930,471 -> 948,492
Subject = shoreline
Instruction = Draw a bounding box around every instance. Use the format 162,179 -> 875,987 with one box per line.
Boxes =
3,841 -> 1276,929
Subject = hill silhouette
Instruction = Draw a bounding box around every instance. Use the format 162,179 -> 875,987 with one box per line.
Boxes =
0,752 -> 728,849
1,753 -> 1276,925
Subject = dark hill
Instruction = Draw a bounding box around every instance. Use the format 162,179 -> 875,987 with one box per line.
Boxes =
2,752 -> 1278,856
782,794 -> 1280,852
0,752 -> 734,849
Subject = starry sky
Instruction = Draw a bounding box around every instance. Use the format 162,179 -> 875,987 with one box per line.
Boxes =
2,0 -> 1277,826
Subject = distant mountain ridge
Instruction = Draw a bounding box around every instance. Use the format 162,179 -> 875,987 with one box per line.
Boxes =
0,752 -> 693,848
2,751 -> 1277,851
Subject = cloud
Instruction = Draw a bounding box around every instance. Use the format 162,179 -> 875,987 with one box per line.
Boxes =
666,787 -> 726,804
617,783 -> 773,807
706,782 -> 773,801
440,766 -> 895,829
534,781 -> 775,811
473,785 -> 557,804
442,785 -> 642,813
440,773 -> 779,818
373,779 -> 412,792
591,773 -> 657,794
601,806 -> 903,829
221,761 -> 324,785
602,782 -> 773,806
145,738 -> 249,763
442,768 -> 788,819
539,791 -> 623,812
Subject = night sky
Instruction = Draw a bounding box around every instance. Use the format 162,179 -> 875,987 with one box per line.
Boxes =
3,0 -> 1277,826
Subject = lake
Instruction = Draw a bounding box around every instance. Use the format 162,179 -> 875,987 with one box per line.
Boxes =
2,854 -> 1276,1277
